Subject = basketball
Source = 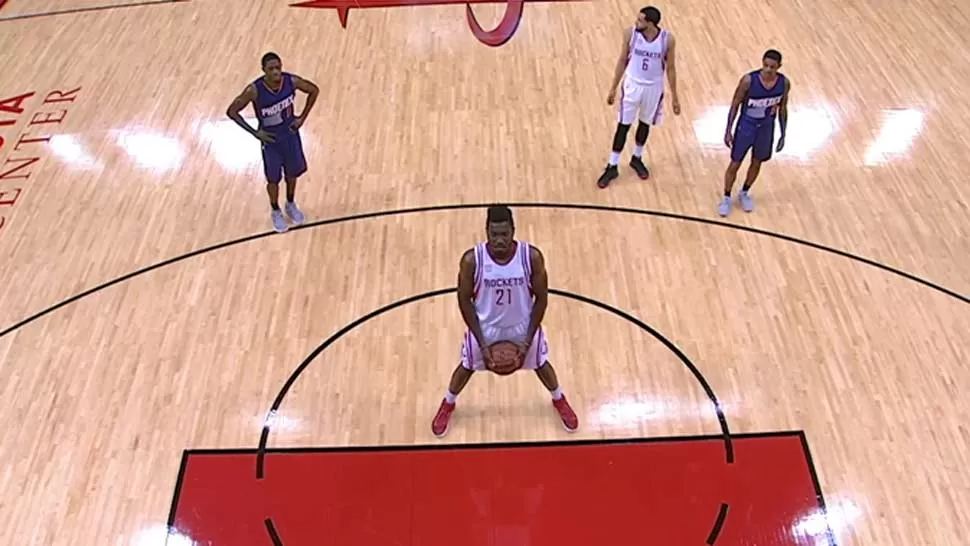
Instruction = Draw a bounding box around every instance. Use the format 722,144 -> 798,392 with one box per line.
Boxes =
487,341 -> 523,375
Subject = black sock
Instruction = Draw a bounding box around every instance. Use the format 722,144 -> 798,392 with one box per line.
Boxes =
271,203 -> 281,211
724,191 -> 731,197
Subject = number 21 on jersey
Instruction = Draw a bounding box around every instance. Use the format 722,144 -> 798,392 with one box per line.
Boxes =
495,288 -> 512,305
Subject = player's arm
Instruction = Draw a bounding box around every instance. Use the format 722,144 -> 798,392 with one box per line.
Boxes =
607,28 -> 633,99
291,74 -> 320,121
724,75 -> 751,138
226,84 -> 262,139
457,249 -> 487,349
665,33 -> 679,106
524,246 -> 548,344
778,78 -> 791,139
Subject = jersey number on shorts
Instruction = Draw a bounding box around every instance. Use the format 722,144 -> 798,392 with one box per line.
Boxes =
495,288 -> 512,305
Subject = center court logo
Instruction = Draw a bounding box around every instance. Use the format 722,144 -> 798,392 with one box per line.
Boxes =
293,0 -> 585,47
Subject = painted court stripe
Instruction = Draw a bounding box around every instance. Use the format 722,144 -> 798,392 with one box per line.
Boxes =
0,0 -> 187,22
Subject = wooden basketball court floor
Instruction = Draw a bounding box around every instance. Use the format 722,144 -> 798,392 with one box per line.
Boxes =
0,0 -> 968,544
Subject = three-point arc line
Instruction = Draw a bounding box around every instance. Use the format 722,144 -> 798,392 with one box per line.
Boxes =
6,201 -> 909,543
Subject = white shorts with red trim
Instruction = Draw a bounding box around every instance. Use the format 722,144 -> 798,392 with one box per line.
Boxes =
460,325 -> 549,372
618,80 -> 665,126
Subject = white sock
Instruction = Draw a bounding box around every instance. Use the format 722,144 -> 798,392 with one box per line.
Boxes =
633,145 -> 644,157
444,391 -> 457,403
608,152 -> 620,166
550,387 -> 563,400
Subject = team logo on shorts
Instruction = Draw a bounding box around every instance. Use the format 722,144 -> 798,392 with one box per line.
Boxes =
293,0 -> 586,47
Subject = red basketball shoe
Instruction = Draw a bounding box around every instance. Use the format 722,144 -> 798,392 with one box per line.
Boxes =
552,395 -> 579,432
432,399 -> 456,438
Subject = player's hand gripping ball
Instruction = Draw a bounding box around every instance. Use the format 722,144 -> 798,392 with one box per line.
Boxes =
487,341 -> 524,375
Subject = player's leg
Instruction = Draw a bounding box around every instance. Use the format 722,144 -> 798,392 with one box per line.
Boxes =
281,132 -> 308,225
737,159 -> 762,213
523,328 -> 578,431
628,122 -> 651,179
719,122 -> 755,217
262,143 -> 288,233
598,82 -> 640,188
738,124 -> 776,213
629,86 -> 664,179
719,160 -> 743,217
432,331 -> 484,438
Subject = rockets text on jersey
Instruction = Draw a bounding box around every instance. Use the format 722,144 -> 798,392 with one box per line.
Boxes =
623,27 -> 669,87
472,241 -> 535,331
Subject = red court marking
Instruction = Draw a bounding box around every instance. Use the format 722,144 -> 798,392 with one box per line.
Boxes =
169,433 -> 831,545
293,0 -> 584,29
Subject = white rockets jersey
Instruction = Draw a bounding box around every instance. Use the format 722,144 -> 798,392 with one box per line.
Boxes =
472,241 -> 535,330
623,27 -> 669,86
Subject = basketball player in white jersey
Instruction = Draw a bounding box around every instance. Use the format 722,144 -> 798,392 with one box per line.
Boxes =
597,6 -> 680,189
431,206 -> 579,438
